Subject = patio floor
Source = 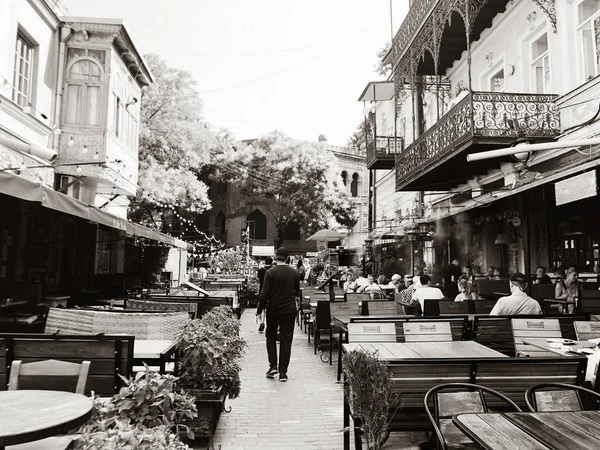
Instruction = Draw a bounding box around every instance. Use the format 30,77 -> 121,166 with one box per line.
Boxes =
192,308 -> 426,450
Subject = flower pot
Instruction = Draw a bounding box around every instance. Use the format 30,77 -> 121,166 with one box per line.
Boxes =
185,388 -> 226,438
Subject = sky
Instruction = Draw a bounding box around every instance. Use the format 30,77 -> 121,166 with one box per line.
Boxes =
61,0 -> 408,146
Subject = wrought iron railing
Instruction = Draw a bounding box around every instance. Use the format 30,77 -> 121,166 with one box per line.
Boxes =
396,91 -> 560,189
366,136 -> 403,168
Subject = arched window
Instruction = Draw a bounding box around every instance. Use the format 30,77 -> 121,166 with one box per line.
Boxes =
341,171 -> 348,186
351,173 -> 359,197
64,57 -> 103,126
246,209 -> 267,240
215,211 -> 226,238
283,221 -> 301,241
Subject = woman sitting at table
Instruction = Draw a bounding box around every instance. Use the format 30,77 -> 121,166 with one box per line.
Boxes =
555,266 -> 578,314
454,278 -> 480,302
343,271 -> 358,293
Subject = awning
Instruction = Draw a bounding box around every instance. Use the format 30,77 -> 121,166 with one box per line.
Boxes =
357,81 -> 395,102
0,171 -> 190,249
371,227 -> 405,240
0,133 -> 57,161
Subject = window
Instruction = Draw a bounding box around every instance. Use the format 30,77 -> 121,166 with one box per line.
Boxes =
246,209 -> 267,240
64,50 -> 105,126
12,33 -> 35,108
578,0 -> 600,81
341,171 -> 348,186
283,222 -> 301,241
490,68 -> 505,92
215,211 -> 226,239
530,32 -> 550,94
351,173 -> 359,197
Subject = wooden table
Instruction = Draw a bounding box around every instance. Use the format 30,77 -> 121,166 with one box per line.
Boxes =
0,390 -> 93,449
522,338 -> 596,356
453,411 -> 600,450
544,298 -> 577,314
44,295 -> 70,308
0,300 -> 27,310
133,339 -> 178,374
343,341 -> 507,360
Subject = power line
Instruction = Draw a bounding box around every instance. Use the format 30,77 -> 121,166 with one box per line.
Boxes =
197,27 -> 369,94
163,43 -> 323,57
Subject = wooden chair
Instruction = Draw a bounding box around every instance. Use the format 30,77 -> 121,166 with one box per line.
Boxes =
7,359 -> 91,450
403,321 -> 452,342
361,300 -> 399,316
573,321 -> 600,341
525,382 -> 600,412
345,293 -> 370,303
438,301 -> 470,316
347,322 -> 396,343
473,300 -> 496,314
8,359 -> 91,394
424,383 -> 522,450
313,301 -> 334,365
511,318 -> 561,357
578,290 -> 600,315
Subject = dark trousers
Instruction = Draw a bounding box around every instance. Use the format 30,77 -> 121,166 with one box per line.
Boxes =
266,311 -> 297,374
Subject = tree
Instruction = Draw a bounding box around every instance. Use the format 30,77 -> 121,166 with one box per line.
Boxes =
346,120 -> 371,153
212,131 -> 358,248
129,54 -> 217,232
375,41 -> 392,77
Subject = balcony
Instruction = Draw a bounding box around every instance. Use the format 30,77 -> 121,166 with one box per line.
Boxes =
395,91 -> 560,191
367,136 -> 403,170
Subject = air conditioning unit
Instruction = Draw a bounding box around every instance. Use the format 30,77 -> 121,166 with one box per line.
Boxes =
58,175 -> 82,200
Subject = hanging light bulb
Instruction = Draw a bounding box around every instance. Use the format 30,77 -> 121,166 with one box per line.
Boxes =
53,128 -> 61,135
23,104 -> 31,114
76,165 -> 82,173
19,162 -> 27,173
68,137 -> 75,147
93,151 -> 99,160
82,145 -> 88,154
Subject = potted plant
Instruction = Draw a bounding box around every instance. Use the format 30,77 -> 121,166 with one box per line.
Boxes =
342,349 -> 399,450
72,367 -> 197,449
175,305 -> 247,438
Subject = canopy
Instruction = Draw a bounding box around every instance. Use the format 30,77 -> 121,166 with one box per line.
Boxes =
0,171 -> 190,249
305,229 -> 344,242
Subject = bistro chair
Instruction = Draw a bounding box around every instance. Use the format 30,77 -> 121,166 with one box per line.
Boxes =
574,321 -> 600,341
7,359 -> 91,450
313,301 -> 335,365
424,382 -> 522,450
9,359 -> 91,394
511,318 -> 561,357
403,321 -> 452,342
525,382 -> 600,412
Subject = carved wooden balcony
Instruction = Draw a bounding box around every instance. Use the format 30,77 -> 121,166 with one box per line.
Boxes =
395,91 -> 560,191
367,136 -> 403,170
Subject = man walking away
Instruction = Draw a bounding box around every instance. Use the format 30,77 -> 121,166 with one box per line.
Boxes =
256,257 -> 273,332
256,247 -> 299,382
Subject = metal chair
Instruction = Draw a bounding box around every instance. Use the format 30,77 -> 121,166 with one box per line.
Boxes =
424,382 -> 522,450
524,382 -> 600,412
313,301 -> 334,365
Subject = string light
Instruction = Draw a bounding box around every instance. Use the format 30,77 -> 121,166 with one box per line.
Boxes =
93,151 -> 99,160
82,145 -> 88,153
76,165 -> 82,173
68,137 -> 75,147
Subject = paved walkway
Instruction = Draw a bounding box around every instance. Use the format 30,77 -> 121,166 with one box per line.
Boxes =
196,308 -> 424,450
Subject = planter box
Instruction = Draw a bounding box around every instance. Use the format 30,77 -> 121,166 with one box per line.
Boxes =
186,388 -> 225,438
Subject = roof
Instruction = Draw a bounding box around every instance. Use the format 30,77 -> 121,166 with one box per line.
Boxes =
357,81 -> 395,102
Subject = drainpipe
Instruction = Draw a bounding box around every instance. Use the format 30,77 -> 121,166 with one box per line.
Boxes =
52,26 -> 71,153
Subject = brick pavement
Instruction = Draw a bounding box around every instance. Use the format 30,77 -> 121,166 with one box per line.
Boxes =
194,308 -> 425,450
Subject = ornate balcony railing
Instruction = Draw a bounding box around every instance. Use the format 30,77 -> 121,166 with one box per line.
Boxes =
367,136 -> 403,169
396,91 -> 560,190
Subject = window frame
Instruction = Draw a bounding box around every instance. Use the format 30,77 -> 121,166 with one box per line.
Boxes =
576,0 -> 600,82
12,31 -> 36,109
63,55 -> 105,127
529,30 -> 550,94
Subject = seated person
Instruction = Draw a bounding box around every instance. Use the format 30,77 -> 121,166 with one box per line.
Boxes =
490,272 -> 542,316
357,274 -> 383,294
344,271 -> 358,293
454,278 -> 480,301
377,275 -> 388,285
354,270 -> 369,289
412,274 -> 445,312
397,276 -> 419,306
389,274 -> 403,292
533,266 -> 552,284
493,268 -> 502,280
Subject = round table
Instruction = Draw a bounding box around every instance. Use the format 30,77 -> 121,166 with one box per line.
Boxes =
0,390 -> 93,448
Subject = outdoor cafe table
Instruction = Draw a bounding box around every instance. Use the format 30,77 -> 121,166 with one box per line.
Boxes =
522,338 -> 597,356
133,339 -> 178,374
0,390 -> 93,449
453,411 -> 600,450
342,341 -> 507,360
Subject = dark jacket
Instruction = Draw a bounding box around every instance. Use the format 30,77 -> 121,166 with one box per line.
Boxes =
257,264 -> 300,316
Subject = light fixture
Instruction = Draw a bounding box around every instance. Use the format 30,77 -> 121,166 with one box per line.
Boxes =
23,105 -> 31,114
68,137 -> 75,147
53,128 -> 61,135
76,165 -> 82,173
82,145 -> 88,153
494,233 -> 513,245
93,151 -> 99,160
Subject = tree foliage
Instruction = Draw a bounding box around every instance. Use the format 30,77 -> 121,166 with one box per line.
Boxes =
129,54 -> 216,232
375,41 -> 392,77
212,131 -> 358,248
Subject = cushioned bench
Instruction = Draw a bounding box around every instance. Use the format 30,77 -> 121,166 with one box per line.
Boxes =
0,333 -> 134,396
343,356 -> 588,450
144,295 -> 235,318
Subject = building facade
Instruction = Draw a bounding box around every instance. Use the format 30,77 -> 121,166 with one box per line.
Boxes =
378,0 -> 600,281
0,0 -> 188,296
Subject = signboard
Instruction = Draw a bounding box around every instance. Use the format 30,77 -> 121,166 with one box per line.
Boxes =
251,245 -> 275,257
555,171 -> 597,206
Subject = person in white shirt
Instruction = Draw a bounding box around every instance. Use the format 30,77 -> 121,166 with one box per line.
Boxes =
454,278 -> 480,302
357,274 -> 383,294
490,272 -> 542,316
354,271 -> 369,289
412,275 -> 444,312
